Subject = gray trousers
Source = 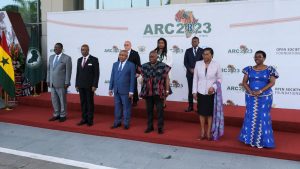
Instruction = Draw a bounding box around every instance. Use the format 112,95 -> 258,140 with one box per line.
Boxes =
50,87 -> 67,117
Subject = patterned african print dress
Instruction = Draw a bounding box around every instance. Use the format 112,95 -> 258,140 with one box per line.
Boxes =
239,66 -> 279,148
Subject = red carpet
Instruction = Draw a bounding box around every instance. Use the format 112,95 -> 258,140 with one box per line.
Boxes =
1,93 -> 300,161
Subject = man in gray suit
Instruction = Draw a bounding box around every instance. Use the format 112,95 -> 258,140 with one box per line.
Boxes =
47,43 -> 72,122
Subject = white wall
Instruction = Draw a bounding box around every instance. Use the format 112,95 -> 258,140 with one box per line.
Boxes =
47,1 -> 300,109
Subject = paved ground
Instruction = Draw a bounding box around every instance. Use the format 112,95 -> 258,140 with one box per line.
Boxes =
0,122 -> 299,169
0,152 -> 84,169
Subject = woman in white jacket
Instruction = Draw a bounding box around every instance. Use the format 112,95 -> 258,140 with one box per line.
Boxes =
193,47 -> 222,141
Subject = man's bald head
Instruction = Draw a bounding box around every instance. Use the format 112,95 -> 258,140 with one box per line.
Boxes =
124,41 -> 132,51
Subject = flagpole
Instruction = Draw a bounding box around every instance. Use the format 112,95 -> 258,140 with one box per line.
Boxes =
0,88 -> 4,109
4,92 -> 12,111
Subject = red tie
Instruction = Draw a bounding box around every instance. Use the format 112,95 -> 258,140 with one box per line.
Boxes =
82,57 -> 86,68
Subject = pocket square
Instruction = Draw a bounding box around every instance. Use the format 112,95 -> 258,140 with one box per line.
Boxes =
88,63 -> 92,66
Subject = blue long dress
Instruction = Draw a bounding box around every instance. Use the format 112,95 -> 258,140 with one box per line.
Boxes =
239,66 -> 279,148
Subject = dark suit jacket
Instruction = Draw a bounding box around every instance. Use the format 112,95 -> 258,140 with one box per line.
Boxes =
109,61 -> 136,95
184,47 -> 204,78
75,55 -> 100,88
127,49 -> 141,71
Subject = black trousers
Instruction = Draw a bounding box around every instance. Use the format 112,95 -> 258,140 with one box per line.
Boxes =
145,96 -> 164,129
133,78 -> 139,103
187,76 -> 194,107
79,88 -> 94,123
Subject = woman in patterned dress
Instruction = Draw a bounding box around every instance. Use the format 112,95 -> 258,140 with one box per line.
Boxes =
239,50 -> 279,148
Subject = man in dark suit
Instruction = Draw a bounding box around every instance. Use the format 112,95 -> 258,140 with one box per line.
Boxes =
75,44 -> 100,126
109,50 -> 135,129
124,41 -> 141,107
184,36 -> 203,112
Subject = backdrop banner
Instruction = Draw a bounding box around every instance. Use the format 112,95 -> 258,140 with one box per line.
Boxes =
47,0 -> 300,109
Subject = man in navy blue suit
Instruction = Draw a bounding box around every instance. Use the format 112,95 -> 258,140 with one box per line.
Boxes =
184,36 -> 203,112
109,50 -> 136,129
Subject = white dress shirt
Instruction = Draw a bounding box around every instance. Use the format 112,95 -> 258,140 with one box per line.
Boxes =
81,54 -> 90,67
192,60 -> 222,95
159,52 -> 173,67
53,53 -> 62,65
193,46 -> 199,56
118,58 -> 128,71
127,49 -> 131,57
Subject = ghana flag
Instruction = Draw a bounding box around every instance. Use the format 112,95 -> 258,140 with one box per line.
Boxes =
0,31 -> 15,97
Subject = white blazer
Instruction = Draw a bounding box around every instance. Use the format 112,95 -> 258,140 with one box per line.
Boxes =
192,60 -> 222,95
160,52 -> 173,67
159,52 -> 173,79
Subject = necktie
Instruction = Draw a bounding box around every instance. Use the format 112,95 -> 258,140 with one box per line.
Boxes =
82,57 -> 86,68
53,55 -> 59,68
118,62 -> 123,71
117,62 -> 123,77
194,47 -> 197,56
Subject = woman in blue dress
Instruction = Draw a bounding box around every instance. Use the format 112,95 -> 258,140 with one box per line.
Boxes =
239,50 -> 279,148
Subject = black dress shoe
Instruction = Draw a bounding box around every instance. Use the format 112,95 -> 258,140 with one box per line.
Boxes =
132,102 -> 138,107
77,120 -> 87,126
144,128 -> 154,133
87,122 -> 93,127
185,106 -> 194,112
59,117 -> 67,122
111,123 -> 121,129
124,126 -> 129,130
49,116 -> 60,121
158,128 -> 164,134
